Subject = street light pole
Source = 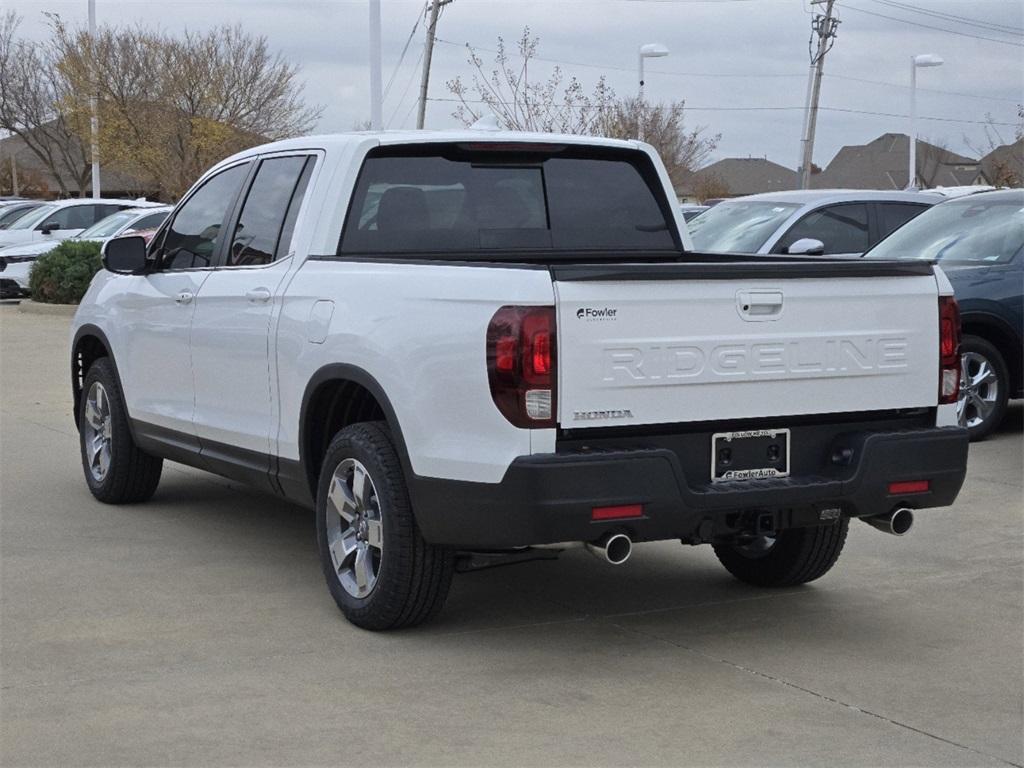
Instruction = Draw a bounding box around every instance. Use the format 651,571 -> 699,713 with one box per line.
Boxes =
368,0 -> 383,130
88,0 -> 100,198
908,53 -> 943,190
637,43 -> 669,142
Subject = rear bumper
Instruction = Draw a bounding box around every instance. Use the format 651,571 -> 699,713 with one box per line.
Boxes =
409,426 -> 968,548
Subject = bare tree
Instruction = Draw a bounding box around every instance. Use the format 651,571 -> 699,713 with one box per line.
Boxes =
964,109 -> 1024,188
600,97 -> 720,187
446,28 -> 615,134
446,28 -> 718,187
692,172 -> 730,203
0,11 -> 91,196
53,20 -> 323,199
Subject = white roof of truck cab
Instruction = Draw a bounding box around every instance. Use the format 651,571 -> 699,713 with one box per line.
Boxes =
214,130 -> 644,167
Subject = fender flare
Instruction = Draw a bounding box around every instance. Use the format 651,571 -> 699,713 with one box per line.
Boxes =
71,324 -> 129,430
297,362 -> 415,499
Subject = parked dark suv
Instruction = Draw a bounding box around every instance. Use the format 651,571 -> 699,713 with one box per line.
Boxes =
866,189 -> 1023,440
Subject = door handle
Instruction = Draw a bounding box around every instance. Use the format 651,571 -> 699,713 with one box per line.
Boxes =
175,291 -> 194,305
245,287 -> 272,303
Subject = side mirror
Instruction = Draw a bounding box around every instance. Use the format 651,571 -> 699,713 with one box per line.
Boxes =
39,221 -> 60,235
786,237 -> 825,256
102,235 -> 148,274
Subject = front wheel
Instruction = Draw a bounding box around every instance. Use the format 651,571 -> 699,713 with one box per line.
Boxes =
79,358 -> 162,504
713,520 -> 848,587
315,422 -> 454,630
957,335 -> 1009,442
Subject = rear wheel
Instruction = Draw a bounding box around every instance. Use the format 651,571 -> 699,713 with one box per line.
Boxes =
713,519 -> 848,587
957,335 -> 1008,442
315,422 -> 454,630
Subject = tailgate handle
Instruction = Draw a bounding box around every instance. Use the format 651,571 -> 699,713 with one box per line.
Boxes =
737,290 -> 783,320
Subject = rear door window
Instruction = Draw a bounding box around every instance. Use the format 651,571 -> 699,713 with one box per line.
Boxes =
227,155 -> 312,267
339,144 -> 676,256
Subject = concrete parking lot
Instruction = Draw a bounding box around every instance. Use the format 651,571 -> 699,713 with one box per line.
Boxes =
1,305 -> 1021,767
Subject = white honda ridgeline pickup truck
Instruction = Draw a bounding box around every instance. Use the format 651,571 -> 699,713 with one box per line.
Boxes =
72,130 -> 968,630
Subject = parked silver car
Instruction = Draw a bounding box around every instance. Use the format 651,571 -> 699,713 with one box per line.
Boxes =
688,189 -> 940,257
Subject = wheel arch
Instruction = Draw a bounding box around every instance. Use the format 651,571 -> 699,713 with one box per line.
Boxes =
298,363 -> 414,505
960,312 -> 1023,398
71,325 -> 124,429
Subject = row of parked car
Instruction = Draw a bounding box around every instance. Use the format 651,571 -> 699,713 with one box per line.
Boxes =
0,197 -> 170,297
0,182 -> 1019,442
683,187 -> 1022,441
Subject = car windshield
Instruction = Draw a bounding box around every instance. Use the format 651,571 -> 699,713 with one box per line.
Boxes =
76,210 -> 138,240
866,195 -> 1024,263
688,200 -> 801,253
8,204 -> 57,230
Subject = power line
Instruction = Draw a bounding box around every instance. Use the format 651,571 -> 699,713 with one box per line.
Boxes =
387,47 -> 425,128
837,3 -> 1024,47
436,37 -> 1022,104
435,38 -> 804,77
824,73 -> 1021,104
426,96 -> 1018,126
382,3 -> 426,102
865,0 -> 1024,36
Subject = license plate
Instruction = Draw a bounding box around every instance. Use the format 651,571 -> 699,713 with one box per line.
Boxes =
711,429 -> 790,482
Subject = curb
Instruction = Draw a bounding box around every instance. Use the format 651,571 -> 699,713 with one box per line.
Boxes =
15,300 -> 78,317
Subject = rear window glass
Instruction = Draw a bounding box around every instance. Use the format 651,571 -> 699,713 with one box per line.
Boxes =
339,144 -> 676,256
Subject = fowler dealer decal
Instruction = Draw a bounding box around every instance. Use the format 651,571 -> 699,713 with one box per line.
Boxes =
576,307 -> 618,320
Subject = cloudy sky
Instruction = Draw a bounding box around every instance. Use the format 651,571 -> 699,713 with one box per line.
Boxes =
10,0 -> 1024,170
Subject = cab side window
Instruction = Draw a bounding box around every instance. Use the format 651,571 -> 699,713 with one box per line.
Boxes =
227,156 -> 312,267
777,203 -> 870,255
156,163 -> 251,271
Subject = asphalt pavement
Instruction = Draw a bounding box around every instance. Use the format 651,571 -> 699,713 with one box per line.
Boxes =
2,305 -> 1022,767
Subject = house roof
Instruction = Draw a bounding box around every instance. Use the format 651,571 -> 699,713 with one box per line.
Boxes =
685,157 -> 798,197
813,133 -> 985,190
1,129 -> 152,198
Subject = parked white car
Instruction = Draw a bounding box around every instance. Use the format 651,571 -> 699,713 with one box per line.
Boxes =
0,197 -> 163,251
0,206 -> 171,295
71,131 -> 968,630
688,189 -> 941,257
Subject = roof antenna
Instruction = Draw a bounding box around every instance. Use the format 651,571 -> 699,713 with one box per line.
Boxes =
470,114 -> 501,131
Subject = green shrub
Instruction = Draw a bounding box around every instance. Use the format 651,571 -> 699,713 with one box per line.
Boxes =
28,240 -> 103,304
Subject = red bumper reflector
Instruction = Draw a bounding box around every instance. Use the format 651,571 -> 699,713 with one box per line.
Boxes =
888,480 -> 930,495
592,504 -> 644,521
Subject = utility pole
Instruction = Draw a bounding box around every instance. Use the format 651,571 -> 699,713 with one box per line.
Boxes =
416,0 -> 450,130
798,0 -> 838,189
369,0 -> 383,130
88,0 -> 100,198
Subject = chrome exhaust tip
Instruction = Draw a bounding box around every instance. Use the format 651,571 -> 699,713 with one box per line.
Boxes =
585,533 -> 632,565
862,508 -> 914,536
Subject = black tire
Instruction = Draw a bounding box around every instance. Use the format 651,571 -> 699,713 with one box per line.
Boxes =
79,357 -> 162,504
713,519 -> 849,588
958,334 -> 1009,442
316,422 -> 454,630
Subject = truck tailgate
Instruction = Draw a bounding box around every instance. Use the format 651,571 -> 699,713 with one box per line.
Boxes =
554,263 -> 939,428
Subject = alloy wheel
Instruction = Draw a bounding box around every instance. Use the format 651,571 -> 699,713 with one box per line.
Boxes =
957,350 -> 1000,430
82,381 -> 113,482
324,458 -> 384,599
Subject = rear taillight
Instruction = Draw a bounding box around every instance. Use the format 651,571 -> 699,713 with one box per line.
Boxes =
486,306 -> 557,428
938,295 -> 960,405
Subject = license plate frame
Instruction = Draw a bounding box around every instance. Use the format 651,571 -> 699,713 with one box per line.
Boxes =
711,428 -> 791,482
